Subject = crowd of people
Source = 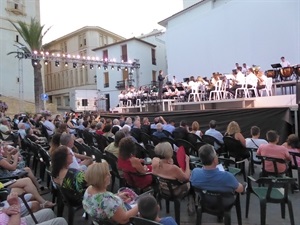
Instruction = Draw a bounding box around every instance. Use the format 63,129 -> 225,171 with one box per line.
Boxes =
0,110 -> 299,224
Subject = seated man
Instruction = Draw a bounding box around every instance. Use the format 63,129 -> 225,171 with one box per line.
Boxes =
0,192 -> 67,225
245,126 -> 267,149
138,195 -> 177,225
190,144 -> 245,193
152,123 -> 167,139
257,130 -> 291,174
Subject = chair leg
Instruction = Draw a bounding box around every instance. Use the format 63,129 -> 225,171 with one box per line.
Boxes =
280,202 -> 285,218
68,207 -> 74,225
174,200 -> 181,225
287,199 -> 295,225
165,200 -> 170,213
196,207 -> 202,225
110,175 -> 115,192
224,212 -> 231,225
260,201 -> 267,225
235,194 -> 242,225
245,192 -> 250,218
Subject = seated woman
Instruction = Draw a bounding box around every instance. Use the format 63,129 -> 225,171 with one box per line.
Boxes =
190,121 -> 203,137
51,145 -> 86,194
282,134 -> 300,166
83,162 -> 138,224
0,192 -> 67,225
117,137 -> 153,189
48,133 -> 61,156
104,131 -> 125,158
152,142 -> 193,213
0,146 -> 48,194
224,121 -> 250,159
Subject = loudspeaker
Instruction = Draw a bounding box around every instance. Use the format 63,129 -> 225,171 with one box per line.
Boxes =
296,83 -> 300,104
82,99 -> 88,106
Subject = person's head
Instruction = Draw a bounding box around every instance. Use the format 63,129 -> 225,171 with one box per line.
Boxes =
138,195 -> 159,221
266,130 -> 279,143
250,126 -> 260,137
242,63 -> 247,68
57,123 -> 68,133
226,121 -> 241,135
286,134 -> 300,149
103,124 -> 112,133
18,123 -> 26,130
133,119 -> 141,128
180,120 -> 187,128
125,117 -> 132,125
111,126 -> 120,135
119,137 -> 136,160
51,145 -> 72,178
114,131 -> 125,147
25,128 -> 33,136
50,133 -> 62,154
60,133 -> 74,148
85,162 -> 110,190
281,56 -> 285,62
96,122 -> 103,130
142,117 -> 150,125
154,142 -> 173,159
198,144 -> 218,166
209,120 -> 217,129
90,121 -> 97,130
168,119 -> 175,126
113,119 -> 120,126
191,121 -> 200,131
156,123 -> 163,131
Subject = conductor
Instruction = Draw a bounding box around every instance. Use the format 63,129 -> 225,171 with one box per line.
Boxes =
158,70 -> 165,100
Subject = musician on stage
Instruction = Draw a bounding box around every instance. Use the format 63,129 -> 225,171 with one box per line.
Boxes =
280,56 -> 291,67
256,70 -> 267,93
158,70 -> 166,100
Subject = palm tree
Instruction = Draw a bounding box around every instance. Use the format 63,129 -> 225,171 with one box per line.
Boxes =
8,18 -> 51,112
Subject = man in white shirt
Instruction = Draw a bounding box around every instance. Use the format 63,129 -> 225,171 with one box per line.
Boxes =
246,68 -> 258,88
280,56 -> 291,67
245,126 -> 268,149
43,114 -> 55,136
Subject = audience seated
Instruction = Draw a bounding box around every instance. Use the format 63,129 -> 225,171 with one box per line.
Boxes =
104,131 -> 126,158
204,120 -> 224,149
0,193 -> 67,225
152,123 -> 167,139
138,195 -> 177,225
83,162 -> 138,224
190,121 -> 203,137
257,130 -> 291,174
172,120 -> 189,141
245,126 -> 267,148
51,145 -> 86,195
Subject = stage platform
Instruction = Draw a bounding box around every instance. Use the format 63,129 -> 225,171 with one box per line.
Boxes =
112,94 -> 297,113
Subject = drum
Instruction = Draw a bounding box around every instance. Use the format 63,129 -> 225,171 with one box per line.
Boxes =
280,67 -> 294,78
294,65 -> 300,77
266,70 -> 277,78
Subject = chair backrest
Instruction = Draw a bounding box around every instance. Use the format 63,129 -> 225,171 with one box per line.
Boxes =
159,137 -> 176,149
75,129 -> 84,139
57,184 -> 83,207
82,130 -> 95,147
187,133 -> 203,145
223,136 -> 248,159
93,133 -> 109,151
74,141 -> 87,155
175,139 -> 198,156
151,135 -> 161,146
155,175 -> 188,200
141,132 -> 153,146
214,80 -> 224,91
90,146 -> 104,162
103,151 -> 122,179
193,187 -> 237,215
254,177 -> 296,201
162,130 -> 172,138
144,144 -> 157,159
38,145 -> 51,168
202,135 -> 223,148
265,77 -> 273,89
289,151 -> 300,168
131,217 -> 162,225
257,155 -> 289,177
134,143 -> 147,159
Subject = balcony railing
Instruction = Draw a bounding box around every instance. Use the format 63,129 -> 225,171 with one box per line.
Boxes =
116,80 -> 125,89
104,83 -> 109,88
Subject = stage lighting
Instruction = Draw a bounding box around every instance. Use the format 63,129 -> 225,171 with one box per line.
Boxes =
111,66 -> 114,70
44,60 -> 48,65
73,63 -> 77,68
64,62 -> 68,67
55,61 -> 59,67
125,67 -> 128,71
82,64 -> 85,68
104,65 -> 108,70
98,65 -> 101,69
117,66 -> 121,71
90,64 -> 94,69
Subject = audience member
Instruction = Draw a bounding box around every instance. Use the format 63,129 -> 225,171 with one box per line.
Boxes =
104,131 -> 125,158
190,121 -> 202,137
245,126 -> 267,148
153,123 -> 167,139
204,120 -> 224,150
172,120 -> 189,141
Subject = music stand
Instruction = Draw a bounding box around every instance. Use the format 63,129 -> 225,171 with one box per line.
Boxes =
177,86 -> 184,91
271,63 -> 282,69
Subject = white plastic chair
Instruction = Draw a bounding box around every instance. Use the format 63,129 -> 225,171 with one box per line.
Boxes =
209,80 -> 224,100
188,84 -> 201,102
235,77 -> 249,98
259,78 -> 273,96
247,83 -> 258,97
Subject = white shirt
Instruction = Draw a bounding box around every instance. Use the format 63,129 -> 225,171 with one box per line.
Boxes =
245,138 -> 268,149
43,120 -> 55,136
236,72 -> 245,84
246,73 -> 258,87
281,60 -> 291,67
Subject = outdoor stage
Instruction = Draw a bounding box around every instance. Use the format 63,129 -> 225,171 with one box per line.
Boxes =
103,94 -> 299,144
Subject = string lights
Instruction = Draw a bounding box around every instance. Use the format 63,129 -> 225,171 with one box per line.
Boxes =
26,51 -> 140,70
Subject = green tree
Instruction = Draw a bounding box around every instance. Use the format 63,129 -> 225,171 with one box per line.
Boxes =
8,18 -> 51,112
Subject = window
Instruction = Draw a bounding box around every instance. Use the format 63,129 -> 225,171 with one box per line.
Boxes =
103,35 -> 108,45
84,38 -> 87,46
104,72 -> 109,88
99,33 -> 103,46
151,48 -> 156,65
64,96 -> 70,106
56,97 -> 61,106
64,41 -> 67,53
103,50 -> 108,61
122,69 -> 128,81
6,0 -> 25,15
78,35 -> 83,48
75,69 -> 78,86
84,67 -> 88,84
16,35 -> 19,42
121,45 -> 128,62
152,70 -> 157,81
70,70 -> 73,87
80,68 -> 83,84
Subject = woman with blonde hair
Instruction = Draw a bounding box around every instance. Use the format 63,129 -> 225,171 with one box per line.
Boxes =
190,121 -> 203,137
224,121 -> 246,146
82,162 -> 138,224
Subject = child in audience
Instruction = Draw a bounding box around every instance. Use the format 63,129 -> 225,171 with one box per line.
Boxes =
138,195 -> 177,225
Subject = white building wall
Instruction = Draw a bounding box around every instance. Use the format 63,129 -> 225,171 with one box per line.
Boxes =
94,39 -> 161,110
0,0 -> 40,102
183,0 -> 201,9
164,0 -> 300,81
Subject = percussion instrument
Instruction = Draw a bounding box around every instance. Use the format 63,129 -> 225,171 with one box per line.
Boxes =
294,65 -> 300,77
266,70 -> 277,78
280,67 -> 294,79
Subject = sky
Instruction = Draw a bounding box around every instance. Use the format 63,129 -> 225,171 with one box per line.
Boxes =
40,0 -> 184,44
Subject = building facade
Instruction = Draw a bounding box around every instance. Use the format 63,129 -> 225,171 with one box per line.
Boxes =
0,0 -> 40,104
93,33 -> 167,111
43,26 -> 125,112
160,0 -> 300,81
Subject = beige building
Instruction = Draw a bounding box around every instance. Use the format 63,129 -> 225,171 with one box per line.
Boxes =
43,26 -> 125,112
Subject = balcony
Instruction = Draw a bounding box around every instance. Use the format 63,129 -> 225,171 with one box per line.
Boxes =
104,83 -> 109,88
151,81 -> 158,87
115,80 -> 125,89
